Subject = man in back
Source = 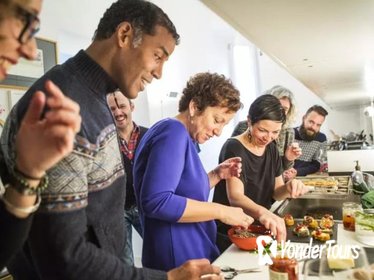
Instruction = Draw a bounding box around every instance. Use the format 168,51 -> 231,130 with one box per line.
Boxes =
286,105 -> 328,178
1,1 -> 221,279
107,90 -> 147,266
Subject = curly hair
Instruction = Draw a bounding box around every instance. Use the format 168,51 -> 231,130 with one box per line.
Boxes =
92,0 -> 180,46
263,85 -> 296,128
247,94 -> 286,125
178,72 -> 242,114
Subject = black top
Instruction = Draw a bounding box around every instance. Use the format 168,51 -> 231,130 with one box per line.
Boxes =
213,139 -> 282,234
0,199 -> 33,270
122,125 -> 148,210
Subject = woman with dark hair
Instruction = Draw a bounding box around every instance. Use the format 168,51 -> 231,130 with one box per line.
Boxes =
232,85 -> 301,174
134,72 -> 254,271
213,94 -> 309,252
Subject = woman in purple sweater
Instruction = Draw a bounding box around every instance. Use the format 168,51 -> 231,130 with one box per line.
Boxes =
134,72 -> 254,271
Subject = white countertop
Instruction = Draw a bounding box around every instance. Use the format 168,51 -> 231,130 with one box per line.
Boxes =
214,224 -> 373,279
213,243 -> 311,280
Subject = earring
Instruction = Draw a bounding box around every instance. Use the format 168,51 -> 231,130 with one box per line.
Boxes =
247,129 -> 252,142
190,114 -> 194,124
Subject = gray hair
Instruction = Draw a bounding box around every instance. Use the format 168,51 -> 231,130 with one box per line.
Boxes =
264,85 -> 296,128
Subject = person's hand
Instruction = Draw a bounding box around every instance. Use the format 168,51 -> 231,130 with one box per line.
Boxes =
167,259 -> 222,280
286,179 -> 309,198
213,157 -> 242,180
284,142 -> 302,162
15,80 -> 81,178
258,211 -> 287,242
218,204 -> 254,228
283,168 -> 297,182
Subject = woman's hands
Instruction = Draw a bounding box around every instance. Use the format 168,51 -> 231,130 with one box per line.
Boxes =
284,142 -> 302,162
214,157 -> 242,179
15,80 -> 81,178
286,179 -> 310,198
218,204 -> 254,228
209,157 -> 242,188
283,168 -> 297,182
258,210 -> 287,242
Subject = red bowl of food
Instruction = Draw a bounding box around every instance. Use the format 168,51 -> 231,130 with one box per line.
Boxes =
228,225 -> 271,251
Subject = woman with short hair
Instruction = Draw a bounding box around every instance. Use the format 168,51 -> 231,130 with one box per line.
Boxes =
213,94 -> 309,252
134,72 -> 254,271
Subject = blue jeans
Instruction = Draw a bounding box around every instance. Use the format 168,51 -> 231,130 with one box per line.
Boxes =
120,206 -> 143,266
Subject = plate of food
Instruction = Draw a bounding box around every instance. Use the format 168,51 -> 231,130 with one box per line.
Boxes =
298,176 -> 339,191
283,213 -> 337,244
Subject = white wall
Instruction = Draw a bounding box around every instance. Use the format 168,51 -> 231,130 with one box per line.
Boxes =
328,106 -> 362,138
258,51 -> 332,136
149,0 -> 240,173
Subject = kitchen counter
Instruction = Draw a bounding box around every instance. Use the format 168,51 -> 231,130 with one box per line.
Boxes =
213,242 -> 312,280
214,224 -> 374,280
214,193 -> 373,280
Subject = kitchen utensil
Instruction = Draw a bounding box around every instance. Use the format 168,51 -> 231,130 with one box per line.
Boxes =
221,267 -> 261,279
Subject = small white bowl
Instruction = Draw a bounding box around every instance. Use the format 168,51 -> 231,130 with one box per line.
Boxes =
355,210 -> 374,247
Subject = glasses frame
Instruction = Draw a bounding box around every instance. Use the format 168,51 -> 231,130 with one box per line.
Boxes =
14,4 -> 40,44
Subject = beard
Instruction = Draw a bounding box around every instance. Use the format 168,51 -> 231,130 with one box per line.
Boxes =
299,124 -> 319,141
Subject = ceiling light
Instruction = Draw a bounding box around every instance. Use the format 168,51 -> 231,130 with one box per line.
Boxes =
363,106 -> 374,117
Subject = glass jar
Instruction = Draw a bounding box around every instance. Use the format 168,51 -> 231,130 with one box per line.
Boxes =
342,202 -> 362,231
269,256 -> 299,280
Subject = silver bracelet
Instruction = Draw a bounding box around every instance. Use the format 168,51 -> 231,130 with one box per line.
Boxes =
1,186 -> 41,215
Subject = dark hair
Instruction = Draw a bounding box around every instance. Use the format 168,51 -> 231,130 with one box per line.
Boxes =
92,0 -> 180,45
107,89 -> 133,105
178,72 -> 242,113
247,94 -> 286,125
305,105 -> 328,117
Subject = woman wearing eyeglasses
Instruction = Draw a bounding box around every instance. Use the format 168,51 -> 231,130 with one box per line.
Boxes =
0,0 -> 81,269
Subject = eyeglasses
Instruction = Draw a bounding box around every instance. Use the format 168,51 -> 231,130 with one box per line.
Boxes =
14,4 -> 40,44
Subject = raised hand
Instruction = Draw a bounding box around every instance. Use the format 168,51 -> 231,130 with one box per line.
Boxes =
15,80 -> 81,178
213,157 -> 242,180
284,142 -> 302,162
